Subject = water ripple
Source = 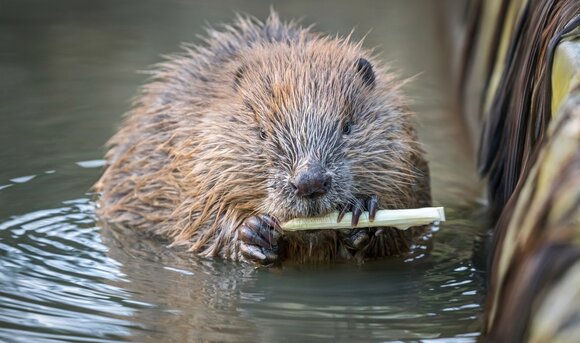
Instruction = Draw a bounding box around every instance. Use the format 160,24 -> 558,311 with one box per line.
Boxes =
0,201 -> 143,342
0,198 -> 485,342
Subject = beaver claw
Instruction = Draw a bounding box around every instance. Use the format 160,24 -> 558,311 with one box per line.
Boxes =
337,195 -> 379,226
239,215 -> 283,265
341,228 -> 372,252
338,195 -> 379,253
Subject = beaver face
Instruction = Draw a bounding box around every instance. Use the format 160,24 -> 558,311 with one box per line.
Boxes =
232,43 -> 416,221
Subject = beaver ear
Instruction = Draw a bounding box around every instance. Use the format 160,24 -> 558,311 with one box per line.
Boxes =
233,65 -> 247,92
355,58 -> 375,88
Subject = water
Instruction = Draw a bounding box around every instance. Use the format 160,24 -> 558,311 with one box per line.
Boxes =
0,1 -> 487,342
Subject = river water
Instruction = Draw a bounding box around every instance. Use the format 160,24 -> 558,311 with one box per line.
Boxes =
0,1 -> 487,342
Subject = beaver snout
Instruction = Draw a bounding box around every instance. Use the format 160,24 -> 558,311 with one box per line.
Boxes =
290,164 -> 332,199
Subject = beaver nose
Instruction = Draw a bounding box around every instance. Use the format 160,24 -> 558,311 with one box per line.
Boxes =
291,164 -> 332,198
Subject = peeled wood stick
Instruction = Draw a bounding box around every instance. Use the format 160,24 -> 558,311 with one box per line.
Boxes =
281,207 -> 445,231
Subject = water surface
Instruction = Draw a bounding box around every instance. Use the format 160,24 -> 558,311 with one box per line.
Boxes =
0,1 -> 486,342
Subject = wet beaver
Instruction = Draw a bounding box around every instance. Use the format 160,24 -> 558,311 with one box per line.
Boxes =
95,12 -> 431,265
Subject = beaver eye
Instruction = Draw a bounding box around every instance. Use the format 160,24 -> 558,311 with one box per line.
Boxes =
259,128 -> 267,140
342,121 -> 353,135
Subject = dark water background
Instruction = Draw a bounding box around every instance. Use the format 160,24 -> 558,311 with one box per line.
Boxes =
0,1 -> 487,342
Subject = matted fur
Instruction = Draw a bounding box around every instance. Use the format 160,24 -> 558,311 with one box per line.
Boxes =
94,12 -> 431,263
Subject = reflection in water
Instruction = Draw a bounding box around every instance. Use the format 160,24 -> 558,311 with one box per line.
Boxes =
0,0 -> 486,342
103,219 -> 483,342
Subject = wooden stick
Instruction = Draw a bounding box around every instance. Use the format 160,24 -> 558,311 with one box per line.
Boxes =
281,207 -> 445,231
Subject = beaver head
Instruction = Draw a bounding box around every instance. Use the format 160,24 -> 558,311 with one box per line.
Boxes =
225,38 -> 418,222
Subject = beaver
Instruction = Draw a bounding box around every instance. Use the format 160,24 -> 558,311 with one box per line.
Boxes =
95,12 -> 431,265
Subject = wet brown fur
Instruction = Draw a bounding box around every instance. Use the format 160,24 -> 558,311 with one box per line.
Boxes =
94,12 -> 431,263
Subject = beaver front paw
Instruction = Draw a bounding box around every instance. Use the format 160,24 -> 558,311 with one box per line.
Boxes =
239,215 -> 284,265
338,195 -> 379,254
